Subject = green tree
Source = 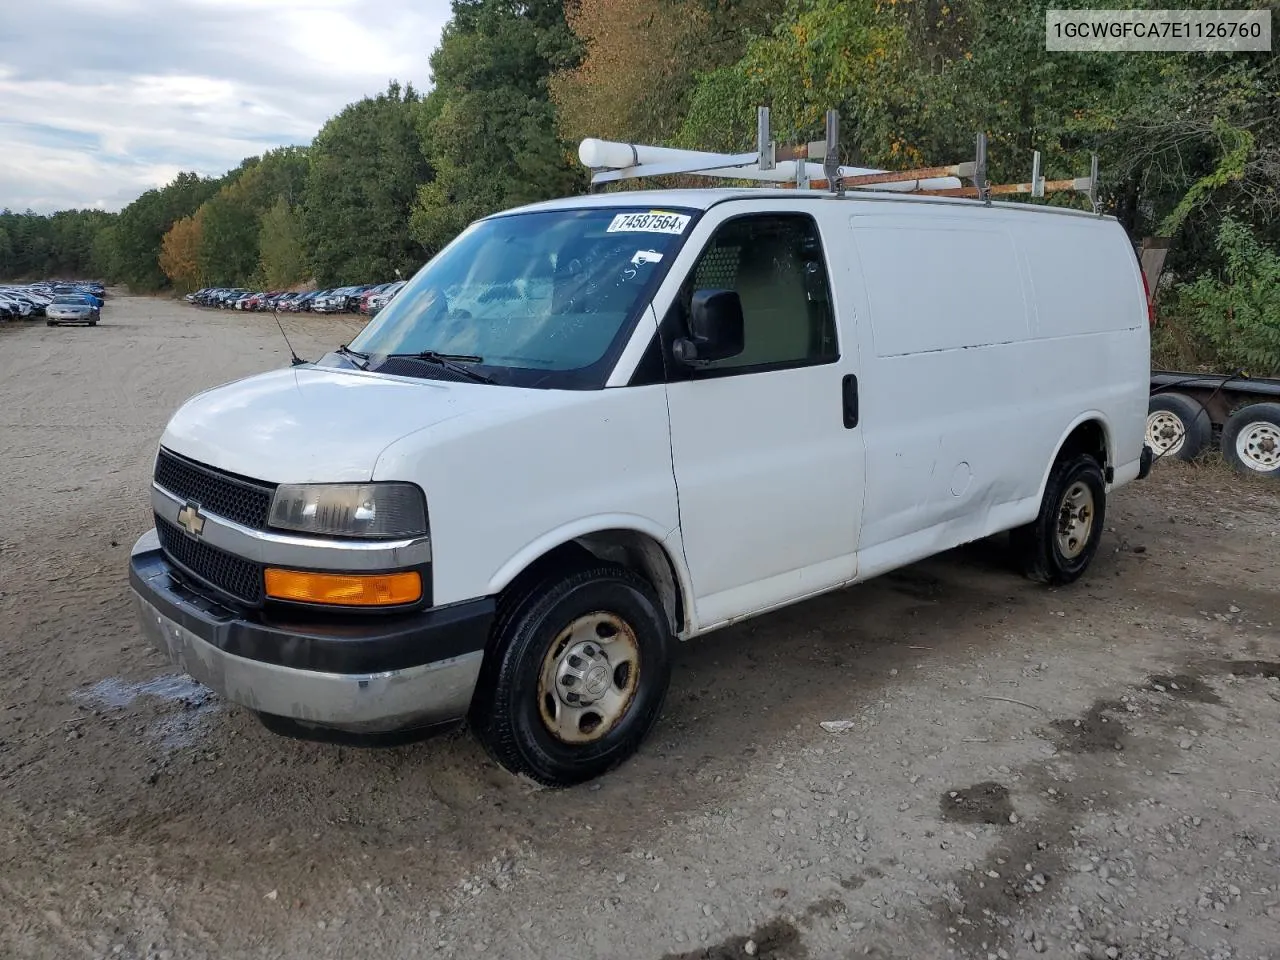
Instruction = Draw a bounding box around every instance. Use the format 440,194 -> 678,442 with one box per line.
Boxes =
0,208 -> 115,279
303,81 -> 432,286
258,197 -> 309,288
410,0 -> 585,253
197,182 -> 261,286
674,0 -> 1278,265
91,223 -> 121,282
111,172 -> 222,289
1171,217 -> 1280,376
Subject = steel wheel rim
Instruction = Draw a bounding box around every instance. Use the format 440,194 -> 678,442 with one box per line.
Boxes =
1146,411 -> 1185,456
1055,480 -> 1095,560
538,612 -> 641,744
1235,421 -> 1280,472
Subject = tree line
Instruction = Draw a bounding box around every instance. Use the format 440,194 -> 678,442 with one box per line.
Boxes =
2,0 -> 1275,370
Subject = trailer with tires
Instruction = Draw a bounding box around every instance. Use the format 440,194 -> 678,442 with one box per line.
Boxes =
1147,371 -> 1280,478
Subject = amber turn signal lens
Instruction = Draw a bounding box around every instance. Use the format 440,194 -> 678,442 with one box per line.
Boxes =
264,568 -> 422,606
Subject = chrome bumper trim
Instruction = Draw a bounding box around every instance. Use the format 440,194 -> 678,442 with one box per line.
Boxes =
133,589 -> 482,733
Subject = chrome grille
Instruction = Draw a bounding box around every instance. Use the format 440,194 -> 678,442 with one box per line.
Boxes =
153,448 -> 275,529
156,517 -> 264,606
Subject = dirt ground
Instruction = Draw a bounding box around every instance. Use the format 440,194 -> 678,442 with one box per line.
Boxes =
1,294 -> 1279,960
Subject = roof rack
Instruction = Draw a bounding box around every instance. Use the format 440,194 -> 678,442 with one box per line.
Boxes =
579,107 -> 1101,214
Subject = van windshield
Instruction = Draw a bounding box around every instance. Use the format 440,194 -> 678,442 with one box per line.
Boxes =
346,207 -> 695,388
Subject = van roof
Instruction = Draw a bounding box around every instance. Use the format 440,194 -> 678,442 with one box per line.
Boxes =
493,188 -> 1117,223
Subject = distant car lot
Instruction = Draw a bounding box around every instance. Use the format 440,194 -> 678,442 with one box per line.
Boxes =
186,280 -> 406,318
0,280 -> 105,322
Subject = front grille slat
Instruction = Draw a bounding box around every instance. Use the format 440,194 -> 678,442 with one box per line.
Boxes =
156,518 -> 264,606
154,448 -> 275,529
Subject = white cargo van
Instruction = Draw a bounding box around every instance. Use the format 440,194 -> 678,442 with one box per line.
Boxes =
131,160 -> 1152,785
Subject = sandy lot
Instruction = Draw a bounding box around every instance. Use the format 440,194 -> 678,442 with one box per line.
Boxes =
1,294 -> 1279,960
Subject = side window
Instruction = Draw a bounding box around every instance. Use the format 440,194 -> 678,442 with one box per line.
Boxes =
674,213 -> 838,375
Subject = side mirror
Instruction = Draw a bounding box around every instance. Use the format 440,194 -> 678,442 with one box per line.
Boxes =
673,289 -> 744,365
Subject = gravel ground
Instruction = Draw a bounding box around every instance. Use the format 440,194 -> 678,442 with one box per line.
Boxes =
1,294 -> 1279,960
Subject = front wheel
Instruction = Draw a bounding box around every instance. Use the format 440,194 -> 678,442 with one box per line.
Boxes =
470,564 -> 672,787
1011,454 -> 1107,586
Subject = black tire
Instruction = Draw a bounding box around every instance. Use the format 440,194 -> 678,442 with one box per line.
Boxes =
46,319 -> 56,327
89,320 -> 98,326
1011,453 -> 1107,586
1146,392 -> 1211,462
470,564 -> 672,787
1221,402 -> 1280,479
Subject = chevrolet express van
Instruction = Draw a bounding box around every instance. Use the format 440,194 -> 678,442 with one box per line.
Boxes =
130,187 -> 1152,785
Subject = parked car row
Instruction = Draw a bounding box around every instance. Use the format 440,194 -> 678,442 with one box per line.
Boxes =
0,281 -> 106,322
185,281 -> 407,317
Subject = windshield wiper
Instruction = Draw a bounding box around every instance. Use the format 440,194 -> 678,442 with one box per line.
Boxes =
391,350 -> 495,384
336,344 -> 369,368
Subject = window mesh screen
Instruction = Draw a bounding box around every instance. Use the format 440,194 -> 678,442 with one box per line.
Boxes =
693,245 -> 740,290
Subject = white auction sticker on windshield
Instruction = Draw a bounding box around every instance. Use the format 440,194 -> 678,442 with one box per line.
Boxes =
607,211 -> 690,234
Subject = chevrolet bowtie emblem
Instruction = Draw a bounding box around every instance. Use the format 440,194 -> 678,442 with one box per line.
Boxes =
176,502 -> 206,537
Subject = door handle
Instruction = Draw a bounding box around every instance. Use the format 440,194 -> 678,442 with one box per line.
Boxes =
842,374 -> 859,429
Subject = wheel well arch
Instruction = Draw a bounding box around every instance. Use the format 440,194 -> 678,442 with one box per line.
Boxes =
1036,415 -> 1112,501
490,528 -> 690,637
1056,417 -> 1110,468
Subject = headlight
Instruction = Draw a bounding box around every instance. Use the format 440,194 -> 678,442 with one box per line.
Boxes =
268,482 -> 428,539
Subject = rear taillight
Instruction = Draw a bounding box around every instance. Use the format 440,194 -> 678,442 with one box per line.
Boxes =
1141,271 -> 1156,326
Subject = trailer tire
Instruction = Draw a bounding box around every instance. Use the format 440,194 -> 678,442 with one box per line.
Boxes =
1221,402 -> 1280,478
1146,392 -> 1211,462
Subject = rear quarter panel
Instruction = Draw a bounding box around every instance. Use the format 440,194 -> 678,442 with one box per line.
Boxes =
1013,213 -> 1150,492
839,202 -> 1148,574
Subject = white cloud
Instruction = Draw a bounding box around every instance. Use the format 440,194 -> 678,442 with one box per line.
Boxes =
0,0 -> 450,213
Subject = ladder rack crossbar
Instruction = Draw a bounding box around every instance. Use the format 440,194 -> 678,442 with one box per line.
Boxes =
577,107 -> 1101,215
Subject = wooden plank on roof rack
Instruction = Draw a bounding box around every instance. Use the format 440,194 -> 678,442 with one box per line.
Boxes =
916,177 -> 1092,198
840,162 -> 976,188
774,144 -> 811,162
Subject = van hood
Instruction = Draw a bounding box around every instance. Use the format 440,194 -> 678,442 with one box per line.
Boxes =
160,365 -> 518,483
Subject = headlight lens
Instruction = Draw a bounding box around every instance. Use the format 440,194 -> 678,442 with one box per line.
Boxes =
268,482 -> 427,539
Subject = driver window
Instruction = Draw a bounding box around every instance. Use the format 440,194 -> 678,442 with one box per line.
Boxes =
677,213 -> 838,374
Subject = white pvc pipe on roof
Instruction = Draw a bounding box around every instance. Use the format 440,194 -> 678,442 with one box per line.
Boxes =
577,138 -> 962,191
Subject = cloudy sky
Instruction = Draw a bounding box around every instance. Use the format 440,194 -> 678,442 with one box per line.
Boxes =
0,0 -> 450,214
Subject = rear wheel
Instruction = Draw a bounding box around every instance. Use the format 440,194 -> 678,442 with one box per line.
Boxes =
1146,392 -> 1211,462
1221,403 -> 1280,478
470,564 -> 672,786
1011,453 -> 1107,585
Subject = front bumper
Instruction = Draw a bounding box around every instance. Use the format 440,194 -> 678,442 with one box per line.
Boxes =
129,529 -> 494,734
